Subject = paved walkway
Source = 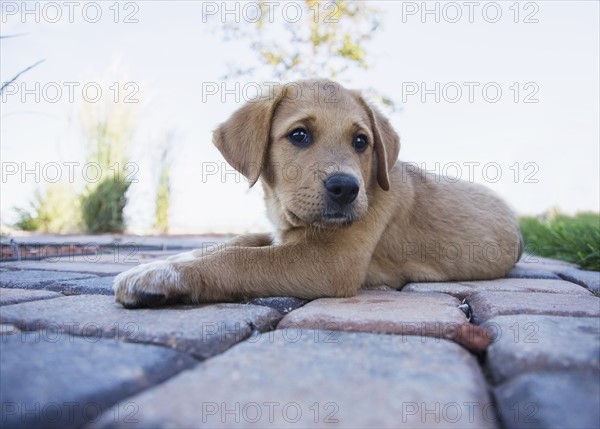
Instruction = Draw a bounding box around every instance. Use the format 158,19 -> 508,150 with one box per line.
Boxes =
0,237 -> 599,428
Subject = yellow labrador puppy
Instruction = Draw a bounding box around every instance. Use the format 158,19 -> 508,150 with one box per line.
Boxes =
114,80 -> 522,308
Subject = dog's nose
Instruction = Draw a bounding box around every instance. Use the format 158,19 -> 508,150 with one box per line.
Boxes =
324,173 -> 360,205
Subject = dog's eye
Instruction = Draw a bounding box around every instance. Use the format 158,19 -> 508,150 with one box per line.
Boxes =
353,134 -> 368,153
288,128 -> 312,147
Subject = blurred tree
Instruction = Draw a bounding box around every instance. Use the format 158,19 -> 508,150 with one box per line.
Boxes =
212,1 -> 395,108
211,1 -> 394,107
218,1 -> 379,80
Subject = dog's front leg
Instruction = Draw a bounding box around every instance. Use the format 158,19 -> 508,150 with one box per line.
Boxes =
114,240 -> 365,308
165,233 -> 273,263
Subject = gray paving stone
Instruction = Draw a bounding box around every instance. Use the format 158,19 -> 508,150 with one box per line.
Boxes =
0,288 -> 62,305
0,269 -> 96,289
520,254 -> 578,267
0,332 -> 197,429
401,282 -> 471,297
0,295 -> 282,359
248,297 -> 307,314
505,264 -> 561,280
277,291 -> 493,352
0,233 -> 224,247
557,268 -> 600,293
46,276 -> 115,295
92,331 -> 496,428
403,279 -> 591,299
466,292 -> 600,324
279,290 -> 467,338
494,371 -> 600,429
517,257 -> 579,275
482,315 -> 600,383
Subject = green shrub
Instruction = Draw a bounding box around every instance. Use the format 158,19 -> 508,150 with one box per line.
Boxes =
12,183 -> 82,233
79,95 -> 137,234
81,178 -> 130,234
154,164 -> 170,234
520,211 -> 600,271
13,207 -> 40,231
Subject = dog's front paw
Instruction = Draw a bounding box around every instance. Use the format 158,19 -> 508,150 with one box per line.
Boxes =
114,260 -> 185,308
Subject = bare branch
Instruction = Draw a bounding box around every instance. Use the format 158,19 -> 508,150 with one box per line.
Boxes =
1,59 -> 45,94
0,33 -> 29,39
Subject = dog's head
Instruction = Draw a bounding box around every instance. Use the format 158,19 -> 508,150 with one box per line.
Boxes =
213,80 -> 400,229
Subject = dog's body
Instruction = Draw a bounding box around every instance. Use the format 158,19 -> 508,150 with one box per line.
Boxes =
114,80 -> 522,308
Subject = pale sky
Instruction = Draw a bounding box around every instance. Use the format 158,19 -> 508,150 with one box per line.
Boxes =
1,1 -> 599,234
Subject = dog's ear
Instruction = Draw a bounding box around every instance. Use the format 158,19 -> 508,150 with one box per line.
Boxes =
213,89 -> 284,187
353,93 -> 400,191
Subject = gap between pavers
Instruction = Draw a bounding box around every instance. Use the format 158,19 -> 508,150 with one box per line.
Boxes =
0,295 -> 283,360
557,268 -> 600,293
402,278 -> 592,300
481,315 -> 600,383
276,290 -> 491,353
248,296 -> 308,314
466,291 -> 600,325
90,330 -> 496,429
1,331 -> 197,429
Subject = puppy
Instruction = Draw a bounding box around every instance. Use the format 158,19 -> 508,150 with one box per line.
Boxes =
114,80 -> 522,308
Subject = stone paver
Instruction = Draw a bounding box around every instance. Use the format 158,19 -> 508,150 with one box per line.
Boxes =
494,371 -> 600,429
0,234 -> 225,247
517,256 -> 580,276
248,296 -> 307,314
466,292 -> 600,324
557,268 -> 600,293
92,331 -> 496,429
505,264 -> 561,280
276,290 -> 492,351
46,276 -> 115,295
0,288 -> 62,305
279,290 -> 466,331
519,254 -> 578,267
1,247 -> 218,275
0,247 -> 597,429
402,279 -> 591,299
482,315 -> 600,383
0,295 -> 283,359
0,258 -> 133,275
0,269 -> 96,289
0,332 -> 197,429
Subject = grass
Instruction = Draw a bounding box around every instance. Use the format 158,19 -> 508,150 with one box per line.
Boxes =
519,211 -> 600,271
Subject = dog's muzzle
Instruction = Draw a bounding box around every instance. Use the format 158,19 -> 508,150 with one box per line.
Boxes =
324,173 -> 359,205
322,173 -> 360,223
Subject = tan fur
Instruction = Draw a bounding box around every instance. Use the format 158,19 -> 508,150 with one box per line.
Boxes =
114,80 -> 522,307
